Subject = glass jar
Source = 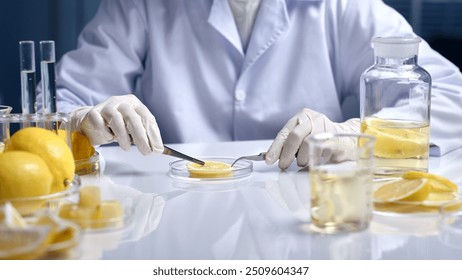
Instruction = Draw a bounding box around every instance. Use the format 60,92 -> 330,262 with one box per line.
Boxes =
360,37 -> 431,177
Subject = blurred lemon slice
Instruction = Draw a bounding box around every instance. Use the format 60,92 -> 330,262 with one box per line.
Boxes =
374,178 -> 430,202
402,171 -> 458,192
33,214 -> 78,246
0,202 -> 27,228
187,161 -> 233,178
421,192 -> 459,206
0,226 -> 50,260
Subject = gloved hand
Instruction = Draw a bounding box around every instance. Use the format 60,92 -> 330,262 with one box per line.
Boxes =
70,94 -> 164,155
265,108 -> 360,169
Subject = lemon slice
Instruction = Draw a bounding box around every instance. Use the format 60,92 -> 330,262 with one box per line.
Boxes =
0,226 -> 50,260
361,118 -> 428,159
374,178 -> 430,202
30,213 -> 80,257
402,171 -> 458,192
187,161 -> 233,178
420,192 -> 459,207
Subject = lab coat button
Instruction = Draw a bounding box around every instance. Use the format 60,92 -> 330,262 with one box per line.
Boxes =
235,90 -> 246,101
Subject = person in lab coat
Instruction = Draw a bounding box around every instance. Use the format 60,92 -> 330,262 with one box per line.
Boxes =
44,0 -> 462,169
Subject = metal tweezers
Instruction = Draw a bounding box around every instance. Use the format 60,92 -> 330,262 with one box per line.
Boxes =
163,145 -> 205,165
231,152 -> 266,167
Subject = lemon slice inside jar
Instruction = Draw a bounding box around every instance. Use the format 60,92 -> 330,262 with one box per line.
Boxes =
187,161 -> 233,178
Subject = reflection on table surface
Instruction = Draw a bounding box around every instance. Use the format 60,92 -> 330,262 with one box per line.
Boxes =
75,140 -> 462,260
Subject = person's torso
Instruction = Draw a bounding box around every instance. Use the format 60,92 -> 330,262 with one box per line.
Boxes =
135,0 -> 348,143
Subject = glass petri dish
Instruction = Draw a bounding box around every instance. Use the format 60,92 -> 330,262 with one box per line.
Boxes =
0,175 -> 81,216
169,157 -> 253,182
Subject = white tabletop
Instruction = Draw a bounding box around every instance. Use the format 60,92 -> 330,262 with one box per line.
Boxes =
75,140 -> 462,260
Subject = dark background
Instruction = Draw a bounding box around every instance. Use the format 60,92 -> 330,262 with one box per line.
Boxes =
0,0 -> 101,110
0,0 -> 461,113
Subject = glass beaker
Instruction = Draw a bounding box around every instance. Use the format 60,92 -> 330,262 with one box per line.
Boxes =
0,113 -> 71,149
360,37 -> 431,178
309,133 -> 375,234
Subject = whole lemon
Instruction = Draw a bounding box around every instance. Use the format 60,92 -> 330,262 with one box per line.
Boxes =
4,127 -> 75,193
0,151 -> 53,199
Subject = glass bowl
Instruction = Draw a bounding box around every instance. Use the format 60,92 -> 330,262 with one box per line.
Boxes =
23,214 -> 82,260
75,151 -> 101,176
0,175 -> 81,216
169,157 -> 253,182
0,215 -> 82,260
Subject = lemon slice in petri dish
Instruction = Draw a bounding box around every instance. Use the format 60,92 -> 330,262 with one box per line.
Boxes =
373,178 -> 430,202
402,171 -> 458,192
187,161 -> 233,178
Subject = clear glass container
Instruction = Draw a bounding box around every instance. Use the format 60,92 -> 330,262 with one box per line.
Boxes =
360,37 -> 431,178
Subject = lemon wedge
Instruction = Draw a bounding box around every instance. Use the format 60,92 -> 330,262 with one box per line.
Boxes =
78,186 -> 101,208
187,161 -> 233,178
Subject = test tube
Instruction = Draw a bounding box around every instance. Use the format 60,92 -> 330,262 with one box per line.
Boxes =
40,40 -> 57,114
19,41 -> 37,114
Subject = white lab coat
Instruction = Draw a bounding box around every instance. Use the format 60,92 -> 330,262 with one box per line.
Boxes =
50,0 -> 462,155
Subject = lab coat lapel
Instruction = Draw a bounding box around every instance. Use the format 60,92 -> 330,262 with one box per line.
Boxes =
242,0 -> 289,73
208,0 -> 244,55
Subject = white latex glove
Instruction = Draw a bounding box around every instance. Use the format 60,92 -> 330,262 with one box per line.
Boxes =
70,94 -> 164,155
265,108 -> 360,169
